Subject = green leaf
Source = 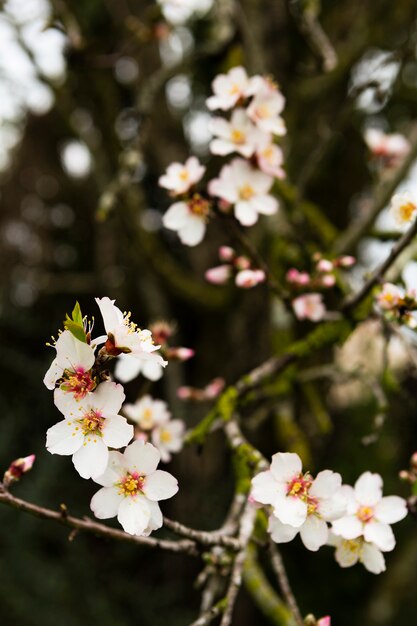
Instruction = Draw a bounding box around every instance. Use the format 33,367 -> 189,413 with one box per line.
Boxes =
63,301 -> 87,343
412,481 -> 417,496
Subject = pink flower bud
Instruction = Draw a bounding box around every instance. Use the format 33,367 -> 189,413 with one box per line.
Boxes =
219,246 -> 236,262
337,255 -> 356,267
177,386 -> 193,400
316,259 -> 334,273
205,265 -> 232,285
149,320 -> 174,345
3,454 -> 36,486
292,293 -> 326,322
168,347 -> 195,361
317,617 -> 331,626
321,274 -> 336,288
234,256 -> 251,271
286,268 -> 300,283
205,377 -> 225,398
235,269 -> 266,288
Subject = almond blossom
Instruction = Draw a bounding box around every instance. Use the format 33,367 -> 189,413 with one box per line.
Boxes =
331,472 -> 407,553
43,329 -> 96,399
389,192 -> 417,227
208,158 -> 278,226
209,108 -> 264,158
205,265 -> 232,285
115,353 -> 164,383
124,395 -> 185,462
256,141 -> 285,179
47,381 -> 133,479
95,299 -> 167,376
206,66 -> 252,111
292,293 -> 326,322
247,89 -> 286,136
90,441 -> 178,536
235,269 -> 266,288
267,469 -> 346,551
158,156 -> 205,196
328,532 -> 386,574
162,195 -> 210,246
365,128 -> 409,166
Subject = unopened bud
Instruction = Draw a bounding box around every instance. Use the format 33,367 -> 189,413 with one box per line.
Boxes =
235,269 -> 266,288
150,320 -> 174,346
321,274 -> 336,288
205,265 -> 231,285
316,259 -> 333,273
219,246 -> 235,262
167,347 -> 195,361
3,454 -> 36,487
317,618 -> 331,626
337,255 -> 356,267
399,470 -> 411,481
234,256 -> 251,271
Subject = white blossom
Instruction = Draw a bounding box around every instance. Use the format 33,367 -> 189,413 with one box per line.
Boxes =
47,381 -> 133,479
158,156 -> 205,196
331,472 -> 407,552
115,353 -> 164,383
267,469 -> 346,551
43,330 -> 96,399
389,192 -> 417,227
162,195 -> 210,246
206,66 -> 252,111
292,293 -> 326,322
364,128 -> 409,164
256,141 -> 285,179
247,89 -> 286,136
90,441 -> 178,536
328,532 -> 386,574
209,108 -> 264,158
208,158 -> 278,226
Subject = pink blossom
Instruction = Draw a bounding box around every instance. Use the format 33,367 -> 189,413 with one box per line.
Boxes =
205,265 -> 232,284
286,269 -> 310,286
219,246 -> 236,262
235,269 -> 266,288
292,293 -> 326,322
159,156 -> 205,196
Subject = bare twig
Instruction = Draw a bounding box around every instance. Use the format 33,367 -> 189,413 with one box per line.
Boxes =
269,542 -> 304,626
163,517 -> 242,550
220,501 -> 257,626
342,217 -> 417,311
0,485 -> 199,556
288,1 -> 337,72
189,599 -> 226,626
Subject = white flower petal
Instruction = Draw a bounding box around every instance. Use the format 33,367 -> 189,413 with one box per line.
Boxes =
55,329 -> 96,372
114,354 -> 143,383
143,469 -> 179,501
142,500 -> 163,536
361,542 -> 386,574
163,202 -> 189,230
117,496 -> 151,535
94,381 -> 125,415
273,495 -> 307,528
46,420 -> 84,455
300,515 -> 328,551
375,496 -> 408,524
251,471 -> 279,505
332,515 -> 363,540
90,486 -> 123,519
102,415 -> 134,449
268,515 -> 299,543
44,358 -> 62,390
354,472 -> 383,506
335,539 -> 361,568
363,521 -> 395,552
94,450 -> 126,486
124,441 -> 160,475
310,470 -> 342,498
178,216 -> 206,246
270,452 -> 302,482
72,437 -> 109,479
234,201 -> 258,226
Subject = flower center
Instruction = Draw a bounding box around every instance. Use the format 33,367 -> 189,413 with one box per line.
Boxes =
286,473 -> 312,499
188,194 -> 210,217
257,104 -> 271,119
140,408 -> 154,430
179,169 -> 189,181
231,129 -> 245,144
79,410 -> 104,436
357,505 -> 374,523
399,202 -> 416,222
229,83 -> 240,95
118,472 -> 146,497
307,496 -> 319,515
61,367 -> 96,399
239,184 -> 255,200
160,429 -> 172,443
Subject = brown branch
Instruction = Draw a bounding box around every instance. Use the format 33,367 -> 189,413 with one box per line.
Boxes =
333,127 -> 417,254
269,542 -> 304,626
288,1 -> 337,72
189,600 -> 226,626
0,485 -> 197,556
342,217 -> 417,311
163,517 -> 242,550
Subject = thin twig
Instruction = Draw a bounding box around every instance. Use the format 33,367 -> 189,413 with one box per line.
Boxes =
220,501 -> 257,626
163,517 -> 242,550
269,541 -> 304,626
342,217 -> 417,311
189,599 -> 226,626
0,485 -> 197,556
288,1 -> 337,72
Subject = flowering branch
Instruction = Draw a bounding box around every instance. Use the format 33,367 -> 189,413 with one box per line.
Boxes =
342,216 -> 417,311
0,484 -> 198,556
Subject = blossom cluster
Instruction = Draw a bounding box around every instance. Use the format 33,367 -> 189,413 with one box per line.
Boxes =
159,66 -> 285,246
376,282 -> 417,329
251,452 -> 407,574
43,298 -> 179,537
123,395 -> 185,463
287,253 -> 355,322
364,128 -> 410,170
205,245 -> 266,289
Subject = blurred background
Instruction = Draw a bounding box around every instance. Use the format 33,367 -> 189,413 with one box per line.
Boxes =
1,0 -> 417,624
